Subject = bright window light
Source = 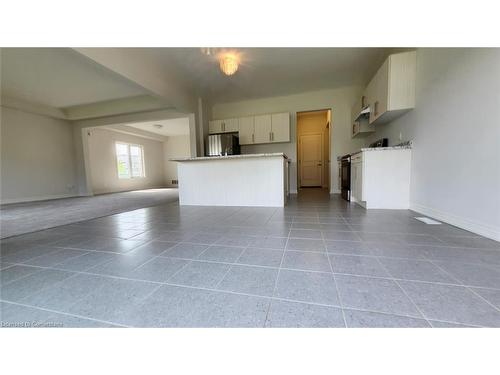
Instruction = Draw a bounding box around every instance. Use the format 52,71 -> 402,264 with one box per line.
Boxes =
115,142 -> 145,179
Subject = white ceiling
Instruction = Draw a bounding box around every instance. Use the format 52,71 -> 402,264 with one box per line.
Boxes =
1,48 -> 150,108
148,48 -> 398,103
127,118 -> 190,136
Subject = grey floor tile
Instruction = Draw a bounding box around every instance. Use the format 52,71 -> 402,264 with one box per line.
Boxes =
1,265 -> 42,286
1,301 -> 56,327
22,248 -> 88,267
344,309 -> 430,327
372,244 -> 429,260
247,236 -> 287,249
266,300 -> 345,327
378,258 -> 458,283
197,245 -> 244,263
289,229 -> 322,239
215,235 -> 254,247
131,241 -> 178,256
335,275 -> 422,318
66,277 -> 158,323
0,246 -> 62,264
53,251 -> 117,272
236,248 -> 284,267
398,280 -> 500,327
155,231 -> 194,242
217,265 -> 279,297
1,268 -> 75,302
325,240 -> 375,255
19,273 -> 109,311
188,291 -> 270,327
129,257 -> 189,282
322,231 -> 361,241
46,313 -> 120,327
275,269 -> 340,306
169,261 -> 231,288
86,252 -> 154,277
471,288 -> 500,309
161,243 -> 209,259
330,255 -> 389,277
282,251 -> 331,272
437,236 -> 500,249
428,320 -> 476,328
432,261 -> 500,288
286,238 -> 326,252
184,232 -> 222,244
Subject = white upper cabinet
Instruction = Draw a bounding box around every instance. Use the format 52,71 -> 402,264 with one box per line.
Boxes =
253,114 -> 272,144
364,51 -> 417,125
208,118 -> 239,134
270,112 -> 290,143
211,112 -> 290,145
238,116 -> 254,145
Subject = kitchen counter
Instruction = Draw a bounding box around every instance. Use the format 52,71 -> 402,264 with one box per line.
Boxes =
172,153 -> 290,207
351,145 -> 412,156
170,152 -> 289,162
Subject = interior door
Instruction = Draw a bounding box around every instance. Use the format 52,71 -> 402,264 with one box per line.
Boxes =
299,133 -> 322,187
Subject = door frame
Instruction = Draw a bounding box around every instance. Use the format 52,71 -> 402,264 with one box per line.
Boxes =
296,109 -> 331,191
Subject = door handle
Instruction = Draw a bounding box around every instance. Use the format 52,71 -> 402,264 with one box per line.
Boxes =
317,163 -> 322,166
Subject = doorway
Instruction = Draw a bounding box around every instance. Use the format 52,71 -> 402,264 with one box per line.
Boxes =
297,109 -> 331,191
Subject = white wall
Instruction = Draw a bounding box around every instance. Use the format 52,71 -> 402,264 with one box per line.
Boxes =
0,106 -> 77,203
369,48 -> 500,240
87,127 -> 165,194
163,135 -> 191,186
212,87 -> 366,193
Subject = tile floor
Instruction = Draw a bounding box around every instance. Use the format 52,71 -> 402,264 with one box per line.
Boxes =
1,189 -> 499,328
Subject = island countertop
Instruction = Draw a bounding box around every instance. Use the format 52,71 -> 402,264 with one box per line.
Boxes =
170,152 -> 289,162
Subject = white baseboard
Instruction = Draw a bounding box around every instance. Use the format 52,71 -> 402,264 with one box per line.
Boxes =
1,193 -> 77,205
330,189 -> 341,194
410,202 -> 500,242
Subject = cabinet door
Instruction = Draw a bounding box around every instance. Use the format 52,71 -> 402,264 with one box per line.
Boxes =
372,59 -> 389,122
223,118 -> 239,132
209,120 -> 222,134
271,112 -> 290,143
254,114 -> 272,144
238,116 -> 254,145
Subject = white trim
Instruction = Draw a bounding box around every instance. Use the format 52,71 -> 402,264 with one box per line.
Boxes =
1,193 -> 78,205
330,189 -> 341,194
410,202 -> 500,242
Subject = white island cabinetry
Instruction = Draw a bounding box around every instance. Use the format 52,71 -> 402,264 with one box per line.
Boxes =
172,153 -> 290,207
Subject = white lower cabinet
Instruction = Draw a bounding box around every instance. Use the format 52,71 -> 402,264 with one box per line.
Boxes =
351,149 -> 411,209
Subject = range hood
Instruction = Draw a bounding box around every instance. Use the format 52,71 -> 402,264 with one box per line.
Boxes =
354,106 -> 370,121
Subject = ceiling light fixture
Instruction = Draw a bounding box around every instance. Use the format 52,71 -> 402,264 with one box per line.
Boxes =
219,53 -> 239,76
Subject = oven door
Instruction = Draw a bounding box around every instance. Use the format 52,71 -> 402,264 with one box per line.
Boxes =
341,159 -> 351,201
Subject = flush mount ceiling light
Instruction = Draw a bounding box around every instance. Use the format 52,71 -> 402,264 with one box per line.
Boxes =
218,53 -> 239,76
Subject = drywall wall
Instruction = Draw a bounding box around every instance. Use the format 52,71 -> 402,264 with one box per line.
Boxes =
211,87 -> 366,193
87,127 -> 165,194
163,135 -> 191,186
0,106 -> 77,203
369,48 -> 500,240
297,111 -> 330,188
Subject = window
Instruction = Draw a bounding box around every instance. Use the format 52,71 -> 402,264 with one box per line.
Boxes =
115,142 -> 145,179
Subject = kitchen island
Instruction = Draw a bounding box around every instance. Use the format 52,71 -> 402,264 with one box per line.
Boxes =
171,153 -> 290,207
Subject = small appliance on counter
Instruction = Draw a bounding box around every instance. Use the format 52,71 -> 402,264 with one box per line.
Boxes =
206,133 -> 241,156
368,138 -> 388,148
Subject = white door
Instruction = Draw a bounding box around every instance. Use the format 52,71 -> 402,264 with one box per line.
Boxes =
209,120 -> 222,134
254,114 -> 272,144
299,133 -> 323,187
271,113 -> 290,143
238,116 -> 254,145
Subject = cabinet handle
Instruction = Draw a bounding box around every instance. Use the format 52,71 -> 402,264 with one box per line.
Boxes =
361,95 -> 366,108
374,101 -> 379,117
222,122 -> 225,132
252,134 -> 254,143
269,132 -> 272,141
